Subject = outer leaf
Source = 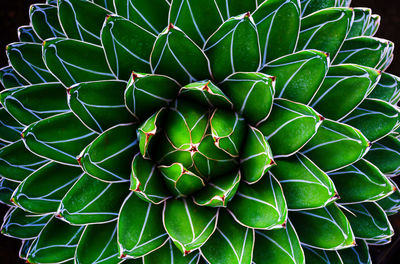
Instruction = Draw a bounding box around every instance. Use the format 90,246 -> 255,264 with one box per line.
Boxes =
22,112 -> 97,166
228,173 -> 287,229
347,8 -> 372,38
143,239 -> 201,264
253,220 -> 305,264
58,174 -> 129,225
300,0 -> 344,16
163,198 -> 218,254
79,123 -> 138,182
0,178 -> 19,206
301,120 -> 370,172
29,4 -> 65,40
118,193 -> 168,258
0,107 -> 24,143
364,14 -> 380,36
261,49 -> 329,104
18,26 -> 41,43
368,72 -> 400,104
302,246 -> 343,264
0,66 -> 29,89
19,239 -> 34,260
338,239 -> 372,264
290,203 -> 355,250
377,181 -> 400,216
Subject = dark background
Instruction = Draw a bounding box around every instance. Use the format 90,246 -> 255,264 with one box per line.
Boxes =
0,0 -> 399,263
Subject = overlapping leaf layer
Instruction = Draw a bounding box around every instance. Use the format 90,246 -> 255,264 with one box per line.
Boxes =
1,0 -> 400,263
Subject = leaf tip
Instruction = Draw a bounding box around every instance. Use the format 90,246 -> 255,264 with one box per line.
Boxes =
168,23 -> 175,31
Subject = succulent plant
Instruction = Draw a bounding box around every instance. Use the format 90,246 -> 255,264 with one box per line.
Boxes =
1,0 -> 400,263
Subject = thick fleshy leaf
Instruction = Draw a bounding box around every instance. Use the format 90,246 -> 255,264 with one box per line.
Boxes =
163,198 -> 218,254
364,14 -> 380,37
364,135 -> 400,176
43,38 -> 115,87
253,0 -> 300,64
342,202 -> 394,240
300,0 -> 348,16
101,15 -> 156,79
201,210 -> 254,264
334,37 -> 394,70
19,239 -> 34,260
193,171 -> 240,207
342,98 -> 400,142
253,220 -> 304,264
219,72 -> 274,125
214,0 -> 257,20
113,0 -> 170,35
240,126 -> 274,183
138,108 -> 166,158
79,123 -> 138,182
258,98 -> 322,157
58,174 -> 129,224
0,107 -> 24,143
150,25 -> 211,85
125,73 -> 180,121
12,162 -> 83,214
297,8 -> 354,60
310,64 -> 381,121
302,120 -> 370,172
58,0 -> 111,45
377,182 -> 400,216
22,112 -> 97,166
6,42 -> 57,84
68,80 -> 133,133
328,159 -> 394,204
347,8 -> 372,38
261,49 -> 329,104
1,208 -> 51,239
204,13 -> 260,82
0,140 -> 47,182
143,239 -> 201,264
29,4 -> 65,40
302,246 -> 343,264
338,239 -> 372,264
271,154 -> 337,210
26,217 -> 85,263
228,173 -> 287,229
0,178 -> 19,206
368,72 -> 400,104
76,221 -> 120,264
290,203 -> 355,250
131,153 -> 171,204
118,193 -> 168,258
0,83 -> 69,125
0,66 -> 29,89
18,26 -> 41,43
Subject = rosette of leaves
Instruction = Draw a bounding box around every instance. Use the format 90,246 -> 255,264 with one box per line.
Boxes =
1,0 -> 400,263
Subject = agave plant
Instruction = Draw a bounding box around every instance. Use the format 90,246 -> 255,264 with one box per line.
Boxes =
1,0 -> 400,263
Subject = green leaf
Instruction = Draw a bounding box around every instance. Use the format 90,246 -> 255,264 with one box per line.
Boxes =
297,8 -> 354,60
58,0 -> 111,45
302,246 -> 343,264
347,8 -> 372,38
12,161 -> 82,214
6,42 -> 57,84
333,37 -> 394,70
271,154 -> 337,210
150,25 -> 211,85
228,173 -> 287,229
79,123 -> 138,182
43,38 -> 115,87
240,126 -> 274,183
290,203 -> 355,250
364,14 -> 380,37
0,140 -> 47,182
204,13 -> 260,82
253,0 -> 300,64
365,237 -> 391,246
68,80 -> 133,133
342,98 -> 400,142
219,72 -> 275,126
301,119 -> 370,172
261,50 -> 329,104
118,193 -> 168,258
114,0 -> 170,35
29,4 -> 65,40
143,239 -> 201,264
101,15 -> 156,79
18,26 -> 41,43
377,181 -> 400,216
201,210 -> 254,264
0,66 -> 29,89
364,135 -> 400,176
125,73 -> 180,121
131,153 -> 171,204
300,0 -> 345,16
19,239 -> 34,260
258,98 -> 322,156
76,221 -> 120,264
193,171 -> 240,207
1,208 -> 51,239
310,64 -> 381,121
342,202 -> 394,240
0,107 -> 24,143
93,0 -> 116,12
338,239 -> 372,264
0,83 -> 69,125
58,174 -> 129,225
368,72 -> 400,104
253,220 -> 304,264
328,159 -> 395,204
22,112 -> 97,166
0,178 -> 19,206
214,0 -> 257,20
27,217 -> 85,263
163,198 -> 218,254
138,108 -> 166,158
